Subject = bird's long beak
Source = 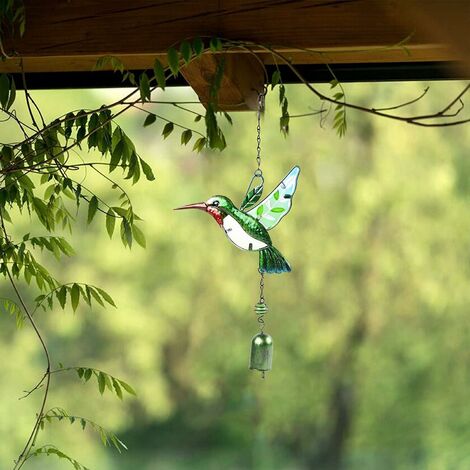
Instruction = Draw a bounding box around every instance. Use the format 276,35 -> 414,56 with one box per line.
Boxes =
174,202 -> 207,211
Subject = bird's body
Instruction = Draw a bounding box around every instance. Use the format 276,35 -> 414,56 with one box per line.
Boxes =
222,212 -> 270,251
176,166 -> 300,274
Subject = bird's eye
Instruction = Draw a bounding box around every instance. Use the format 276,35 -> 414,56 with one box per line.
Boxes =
212,200 -> 219,207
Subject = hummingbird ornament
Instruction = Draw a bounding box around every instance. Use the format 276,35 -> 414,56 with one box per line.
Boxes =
175,166 -> 300,274
175,166 -> 300,378
176,90 -> 299,377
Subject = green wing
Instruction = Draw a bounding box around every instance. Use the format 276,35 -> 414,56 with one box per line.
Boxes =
247,166 -> 300,230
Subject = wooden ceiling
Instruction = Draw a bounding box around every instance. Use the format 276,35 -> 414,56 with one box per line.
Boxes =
1,0 -> 469,96
3,0 -> 469,70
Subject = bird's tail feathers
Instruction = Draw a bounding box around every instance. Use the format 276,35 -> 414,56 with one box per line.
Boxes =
259,246 -> 291,274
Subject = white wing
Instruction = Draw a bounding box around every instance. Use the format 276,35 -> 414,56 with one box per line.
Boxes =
247,166 -> 300,230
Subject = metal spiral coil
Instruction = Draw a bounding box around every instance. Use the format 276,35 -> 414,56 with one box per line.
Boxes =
254,301 -> 268,315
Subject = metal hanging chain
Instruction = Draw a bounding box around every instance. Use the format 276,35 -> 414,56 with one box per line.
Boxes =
255,89 -> 266,178
253,87 -> 269,333
255,92 -> 268,335
244,87 -> 268,199
259,270 -> 265,304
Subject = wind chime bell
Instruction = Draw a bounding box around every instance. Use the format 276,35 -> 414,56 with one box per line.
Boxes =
249,332 -> 273,372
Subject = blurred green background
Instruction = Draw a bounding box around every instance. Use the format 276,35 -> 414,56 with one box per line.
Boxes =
1,80 -> 470,470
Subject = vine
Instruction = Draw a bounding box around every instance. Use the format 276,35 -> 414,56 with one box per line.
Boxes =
0,8 -> 469,469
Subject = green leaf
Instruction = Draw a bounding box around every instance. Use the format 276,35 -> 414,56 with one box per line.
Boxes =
162,122 -> 174,139
84,368 -> 92,381
58,238 -> 75,256
139,72 -> 151,102
0,74 -> 10,108
77,126 -> 86,142
71,283 -> 80,312
143,113 -> 157,127
76,110 -> 88,127
44,184 -> 56,200
279,84 -> 286,104
111,126 -> 122,151
110,56 -> 125,73
180,40 -> 192,64
112,378 -> 123,400
192,137 -> 207,153
110,139 -> 124,172
100,428 -> 108,446
180,129 -> 192,145
95,287 -> 116,307
98,372 -> 106,394
118,379 -> 137,396
104,372 -> 113,391
57,286 -> 67,309
273,190 -> 280,200
89,287 -> 105,307
209,37 -> 222,52
193,37 -> 204,56
271,70 -> 281,89
223,112 -> 233,125
122,219 -> 133,248
256,205 -> 264,217
6,77 -> 16,110
271,207 -> 285,213
153,59 -> 166,90
94,55 -> 112,71
139,158 -> 155,181
132,224 -> 146,248
167,47 -> 179,76
87,195 -> 99,224
81,286 -> 92,307
127,71 -> 137,85
106,208 -> 116,238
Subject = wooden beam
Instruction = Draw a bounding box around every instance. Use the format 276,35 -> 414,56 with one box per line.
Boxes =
0,0 -> 468,75
0,46 -> 460,74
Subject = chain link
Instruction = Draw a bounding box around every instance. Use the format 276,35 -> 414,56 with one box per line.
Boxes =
243,88 -> 267,201
259,271 -> 265,304
256,93 -> 263,175
255,88 -> 267,176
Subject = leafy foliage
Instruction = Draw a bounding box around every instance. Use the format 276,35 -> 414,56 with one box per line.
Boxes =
330,79 -> 347,137
0,297 -> 24,328
0,0 -> 25,44
42,407 -> 127,453
28,445 -> 90,470
70,367 -> 136,398
34,283 -> 116,313
279,84 -> 290,136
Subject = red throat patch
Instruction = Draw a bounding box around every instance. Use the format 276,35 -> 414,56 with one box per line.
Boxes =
206,206 -> 224,226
